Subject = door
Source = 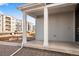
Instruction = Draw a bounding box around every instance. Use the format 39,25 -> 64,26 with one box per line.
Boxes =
75,4 -> 79,42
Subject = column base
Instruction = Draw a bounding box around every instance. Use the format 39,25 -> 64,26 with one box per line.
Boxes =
21,42 -> 27,47
43,43 -> 48,48
21,39 -> 27,47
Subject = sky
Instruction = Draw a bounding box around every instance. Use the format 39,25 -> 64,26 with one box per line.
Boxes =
0,3 -> 35,25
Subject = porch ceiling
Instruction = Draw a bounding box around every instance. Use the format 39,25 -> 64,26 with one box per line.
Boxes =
24,4 -> 76,17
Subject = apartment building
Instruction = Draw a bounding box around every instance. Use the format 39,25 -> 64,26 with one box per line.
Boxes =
16,19 -> 35,33
16,20 -> 22,32
27,21 -> 35,32
0,15 -> 3,32
0,14 -> 16,33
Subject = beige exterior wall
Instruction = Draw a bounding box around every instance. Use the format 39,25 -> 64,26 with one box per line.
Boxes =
36,11 -> 75,42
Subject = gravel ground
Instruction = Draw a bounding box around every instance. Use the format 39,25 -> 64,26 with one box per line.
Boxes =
0,45 -> 20,56
14,47 -> 74,56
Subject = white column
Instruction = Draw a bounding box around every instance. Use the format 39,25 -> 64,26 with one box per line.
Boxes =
43,5 -> 49,47
22,12 -> 27,46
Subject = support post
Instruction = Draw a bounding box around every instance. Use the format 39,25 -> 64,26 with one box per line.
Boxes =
43,5 -> 49,47
22,12 -> 27,46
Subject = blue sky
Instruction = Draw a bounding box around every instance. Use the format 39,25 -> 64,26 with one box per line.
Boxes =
0,3 -> 35,25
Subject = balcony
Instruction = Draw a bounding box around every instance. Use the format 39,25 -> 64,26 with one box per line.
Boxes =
6,21 -> 11,25
5,29 -> 11,31
5,17 -> 11,21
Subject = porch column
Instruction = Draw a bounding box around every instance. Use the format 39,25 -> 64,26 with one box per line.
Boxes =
22,12 -> 27,46
43,5 -> 49,47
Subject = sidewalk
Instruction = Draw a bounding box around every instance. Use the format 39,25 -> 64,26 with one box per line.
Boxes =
0,44 -> 19,56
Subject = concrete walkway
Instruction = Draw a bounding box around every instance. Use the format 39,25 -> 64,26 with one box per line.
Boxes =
14,47 -> 72,56
0,44 -> 19,56
0,44 -> 72,56
23,40 -> 79,55
0,40 -> 79,55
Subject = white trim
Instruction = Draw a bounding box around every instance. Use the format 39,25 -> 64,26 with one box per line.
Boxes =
10,47 -> 23,56
73,11 -> 75,42
46,3 -> 76,8
43,5 -> 48,47
46,3 -> 66,8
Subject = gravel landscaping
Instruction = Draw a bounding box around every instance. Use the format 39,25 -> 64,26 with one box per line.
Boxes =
14,47 -> 74,56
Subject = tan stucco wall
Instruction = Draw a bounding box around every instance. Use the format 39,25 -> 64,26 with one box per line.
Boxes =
36,11 -> 75,42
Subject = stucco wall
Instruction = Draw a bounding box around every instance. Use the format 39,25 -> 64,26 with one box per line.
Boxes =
36,15 -> 44,40
36,11 -> 75,42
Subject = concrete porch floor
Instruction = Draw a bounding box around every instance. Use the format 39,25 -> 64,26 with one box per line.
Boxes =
0,44 -> 71,56
23,40 -> 79,55
0,40 -> 78,55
